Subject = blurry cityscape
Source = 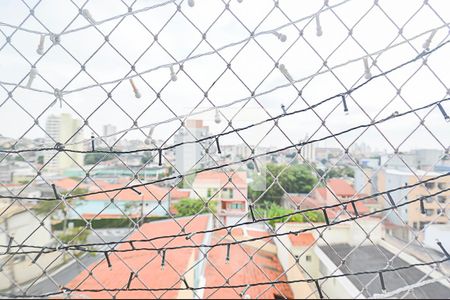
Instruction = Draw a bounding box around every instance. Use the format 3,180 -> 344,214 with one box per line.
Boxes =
1,112 -> 449,298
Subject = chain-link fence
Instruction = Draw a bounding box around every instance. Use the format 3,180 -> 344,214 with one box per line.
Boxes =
0,0 -> 450,298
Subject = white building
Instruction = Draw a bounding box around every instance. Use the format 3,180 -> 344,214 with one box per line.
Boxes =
173,119 -> 211,175
44,113 -> 84,172
101,124 -> 117,147
0,202 -> 63,290
299,134 -> 315,162
275,220 -> 450,299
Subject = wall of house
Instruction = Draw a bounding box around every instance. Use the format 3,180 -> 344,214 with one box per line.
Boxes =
69,199 -> 170,218
274,233 -> 315,298
0,210 -> 65,290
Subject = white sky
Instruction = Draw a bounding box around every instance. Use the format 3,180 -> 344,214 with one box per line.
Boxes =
0,0 -> 450,152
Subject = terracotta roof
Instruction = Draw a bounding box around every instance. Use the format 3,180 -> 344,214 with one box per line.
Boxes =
81,213 -> 140,219
327,178 -> 356,197
67,215 -> 210,299
315,187 -> 328,200
289,233 -> 315,247
286,193 -> 325,209
53,178 -> 86,192
85,181 -> 189,201
67,217 -> 292,299
203,229 -> 294,299
193,171 -> 247,188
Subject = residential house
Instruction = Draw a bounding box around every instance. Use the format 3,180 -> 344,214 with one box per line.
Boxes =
275,219 -> 450,298
71,180 -> 189,220
67,215 -> 294,299
191,170 -> 248,226
281,178 -> 371,219
0,201 -> 63,290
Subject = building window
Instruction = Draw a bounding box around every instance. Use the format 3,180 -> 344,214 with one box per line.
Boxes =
425,209 -> 434,217
437,209 -> 445,215
306,255 -> 312,262
424,196 -> 433,203
437,196 -> 446,204
222,188 -> 233,199
419,221 -> 430,230
207,188 -> 218,198
230,203 -> 242,210
438,182 -> 447,189
424,182 -> 435,189
413,222 -> 417,229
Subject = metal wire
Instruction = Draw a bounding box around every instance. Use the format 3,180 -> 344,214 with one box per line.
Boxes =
1,0 -> 450,299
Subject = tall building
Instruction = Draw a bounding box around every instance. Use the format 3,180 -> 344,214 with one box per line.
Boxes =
299,134 -> 315,162
45,113 -> 84,172
101,124 -> 117,147
173,119 -> 210,175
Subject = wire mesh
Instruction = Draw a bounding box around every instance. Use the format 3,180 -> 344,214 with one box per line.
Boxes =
0,0 -> 450,298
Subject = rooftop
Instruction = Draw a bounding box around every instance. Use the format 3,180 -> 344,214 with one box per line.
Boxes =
84,181 -> 189,201
327,178 -> 357,197
67,215 -> 210,299
319,243 -> 450,298
193,170 -> 248,188
67,216 -> 292,299
289,233 -> 315,247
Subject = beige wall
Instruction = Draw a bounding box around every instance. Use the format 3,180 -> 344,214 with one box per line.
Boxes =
406,175 -> 449,235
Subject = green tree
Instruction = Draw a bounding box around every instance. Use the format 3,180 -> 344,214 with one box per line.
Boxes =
174,198 -> 216,216
317,166 -> 355,179
58,227 -> 90,244
84,152 -> 114,165
255,202 -> 324,227
37,155 -> 44,164
33,187 -> 88,232
249,163 -> 317,204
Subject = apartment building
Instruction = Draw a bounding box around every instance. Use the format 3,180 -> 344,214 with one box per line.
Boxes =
44,113 -> 84,172
191,170 -> 248,226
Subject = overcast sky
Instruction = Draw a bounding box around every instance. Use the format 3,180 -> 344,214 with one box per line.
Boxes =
0,0 -> 449,153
